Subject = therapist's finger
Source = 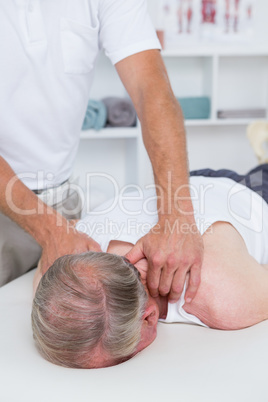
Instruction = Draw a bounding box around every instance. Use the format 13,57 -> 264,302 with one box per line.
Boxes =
147,253 -> 165,298
158,264 -> 175,297
168,266 -> 188,303
184,263 -> 201,303
125,241 -> 145,265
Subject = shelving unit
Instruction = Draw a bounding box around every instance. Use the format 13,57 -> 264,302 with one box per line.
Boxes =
163,46 -> 268,124
81,46 -> 268,139
74,45 -> 268,207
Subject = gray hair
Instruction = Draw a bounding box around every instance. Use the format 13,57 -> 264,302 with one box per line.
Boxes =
31,252 -> 148,369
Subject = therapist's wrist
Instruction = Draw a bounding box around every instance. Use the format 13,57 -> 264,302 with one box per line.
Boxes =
29,208 -> 69,248
158,202 -> 195,222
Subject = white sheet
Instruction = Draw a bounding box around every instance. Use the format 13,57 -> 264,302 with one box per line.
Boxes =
1,269 -> 268,402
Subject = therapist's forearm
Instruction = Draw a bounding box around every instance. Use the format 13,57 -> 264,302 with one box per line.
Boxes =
116,50 -> 193,217
139,88 -> 193,217
0,156 -> 67,247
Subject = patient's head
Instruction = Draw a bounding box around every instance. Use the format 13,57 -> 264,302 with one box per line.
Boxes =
32,252 -> 159,369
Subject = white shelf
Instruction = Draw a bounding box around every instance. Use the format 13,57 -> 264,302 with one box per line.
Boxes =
162,46 -> 268,58
185,118 -> 267,127
80,119 -> 265,140
80,127 -> 139,140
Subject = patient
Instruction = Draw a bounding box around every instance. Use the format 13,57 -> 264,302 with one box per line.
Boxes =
32,165 -> 268,369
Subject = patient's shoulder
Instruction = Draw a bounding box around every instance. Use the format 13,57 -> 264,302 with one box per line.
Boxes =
183,222 -> 258,329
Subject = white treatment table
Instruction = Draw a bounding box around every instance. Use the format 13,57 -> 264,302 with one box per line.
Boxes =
0,269 -> 268,402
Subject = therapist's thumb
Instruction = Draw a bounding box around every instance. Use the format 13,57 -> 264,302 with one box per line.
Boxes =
125,241 -> 145,265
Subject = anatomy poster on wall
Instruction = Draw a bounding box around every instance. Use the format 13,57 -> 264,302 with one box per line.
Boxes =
200,0 -> 218,39
216,0 -> 256,42
158,0 -> 200,45
157,0 -> 256,48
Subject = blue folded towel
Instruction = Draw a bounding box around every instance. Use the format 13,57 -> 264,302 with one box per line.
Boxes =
177,97 -> 211,120
82,100 -> 107,131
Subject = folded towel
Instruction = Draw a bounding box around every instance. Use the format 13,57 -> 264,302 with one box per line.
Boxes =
102,97 -> 137,127
82,100 -> 107,131
177,97 -> 211,120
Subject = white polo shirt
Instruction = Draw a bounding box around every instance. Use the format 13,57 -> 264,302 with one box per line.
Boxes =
0,0 -> 160,190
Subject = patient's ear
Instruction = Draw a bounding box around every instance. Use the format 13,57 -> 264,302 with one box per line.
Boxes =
135,302 -> 158,354
143,303 -> 158,327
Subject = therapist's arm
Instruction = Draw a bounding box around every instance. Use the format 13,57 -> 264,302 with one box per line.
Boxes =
0,156 -> 101,275
116,50 -> 204,303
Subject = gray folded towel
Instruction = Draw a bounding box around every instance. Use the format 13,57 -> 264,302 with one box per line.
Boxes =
102,97 -> 137,127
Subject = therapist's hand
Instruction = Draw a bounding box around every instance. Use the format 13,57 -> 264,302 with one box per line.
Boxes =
39,220 -> 101,275
125,215 -> 204,304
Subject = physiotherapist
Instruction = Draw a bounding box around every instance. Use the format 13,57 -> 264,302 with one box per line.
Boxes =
0,0 -> 203,304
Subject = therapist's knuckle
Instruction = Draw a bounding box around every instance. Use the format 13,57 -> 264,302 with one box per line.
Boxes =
159,284 -> 170,296
172,280 -> 184,295
178,256 -> 190,270
151,252 -> 164,269
169,289 -> 182,302
166,254 -> 177,270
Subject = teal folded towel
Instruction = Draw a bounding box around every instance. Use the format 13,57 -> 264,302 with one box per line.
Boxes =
177,97 -> 211,120
82,100 -> 107,131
